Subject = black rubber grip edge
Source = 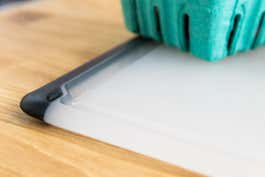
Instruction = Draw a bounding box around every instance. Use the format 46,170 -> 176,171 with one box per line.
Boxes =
20,37 -> 146,121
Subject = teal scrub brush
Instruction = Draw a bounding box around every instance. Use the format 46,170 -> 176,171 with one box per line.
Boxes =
121,0 -> 265,61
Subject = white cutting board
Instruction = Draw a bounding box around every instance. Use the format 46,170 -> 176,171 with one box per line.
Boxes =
44,44 -> 265,177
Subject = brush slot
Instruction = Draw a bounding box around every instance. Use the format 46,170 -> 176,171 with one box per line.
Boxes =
183,14 -> 190,51
154,6 -> 162,40
133,0 -> 140,32
252,12 -> 265,48
227,14 -> 241,53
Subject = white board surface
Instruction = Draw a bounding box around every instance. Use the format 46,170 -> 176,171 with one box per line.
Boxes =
44,44 -> 265,177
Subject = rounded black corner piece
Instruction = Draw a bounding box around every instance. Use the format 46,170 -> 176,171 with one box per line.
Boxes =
20,85 -> 63,121
20,91 -> 49,121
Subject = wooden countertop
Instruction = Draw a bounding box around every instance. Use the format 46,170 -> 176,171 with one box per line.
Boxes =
0,0 -> 205,176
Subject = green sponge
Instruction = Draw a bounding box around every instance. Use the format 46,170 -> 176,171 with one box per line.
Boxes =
121,0 -> 265,61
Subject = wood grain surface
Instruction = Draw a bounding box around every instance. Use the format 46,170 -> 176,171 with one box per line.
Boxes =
0,0 -> 205,177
